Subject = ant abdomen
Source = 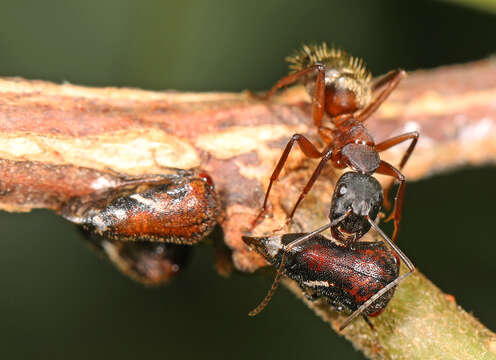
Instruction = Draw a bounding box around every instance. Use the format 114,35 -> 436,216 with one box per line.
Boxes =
287,44 -> 372,117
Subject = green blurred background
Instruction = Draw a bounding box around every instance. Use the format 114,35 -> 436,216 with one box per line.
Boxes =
0,1 -> 495,359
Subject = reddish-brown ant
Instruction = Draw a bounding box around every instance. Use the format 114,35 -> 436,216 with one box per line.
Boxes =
253,43 -> 419,244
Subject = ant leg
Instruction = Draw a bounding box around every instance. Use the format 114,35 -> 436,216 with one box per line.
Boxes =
367,217 -> 414,272
340,225 -> 415,331
376,131 -> 419,170
339,271 -> 414,331
261,64 -> 324,100
356,69 -> 407,123
371,69 -> 405,92
318,126 -> 334,143
375,161 -> 405,243
376,131 -> 419,209
288,146 -> 334,219
317,126 -> 339,182
362,316 -> 381,355
312,64 -> 326,128
252,134 -> 323,227
259,64 -> 326,128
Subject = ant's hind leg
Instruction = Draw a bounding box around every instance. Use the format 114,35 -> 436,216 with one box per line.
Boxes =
375,161 -> 405,244
261,64 -> 324,100
357,69 -> 406,123
251,65 -> 327,128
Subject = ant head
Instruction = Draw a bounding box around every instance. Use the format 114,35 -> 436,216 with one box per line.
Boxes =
329,172 -> 383,243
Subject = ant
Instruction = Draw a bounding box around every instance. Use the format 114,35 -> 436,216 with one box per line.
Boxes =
253,43 -> 419,244
243,231 -> 410,339
246,171 -> 415,323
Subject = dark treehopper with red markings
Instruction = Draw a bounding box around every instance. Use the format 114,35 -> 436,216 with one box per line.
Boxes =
243,233 -> 404,331
245,171 -> 415,334
61,168 -> 219,285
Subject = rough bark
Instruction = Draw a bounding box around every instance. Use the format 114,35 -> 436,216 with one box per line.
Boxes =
1,59 -> 496,359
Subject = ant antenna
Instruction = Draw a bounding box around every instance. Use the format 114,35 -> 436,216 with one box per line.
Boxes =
367,216 -> 415,271
248,211 -> 351,316
339,272 -> 412,331
248,251 -> 287,316
338,217 -> 415,331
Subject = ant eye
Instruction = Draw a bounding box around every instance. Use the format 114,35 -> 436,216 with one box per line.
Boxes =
338,185 -> 347,196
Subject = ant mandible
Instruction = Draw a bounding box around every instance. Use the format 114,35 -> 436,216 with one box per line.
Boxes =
247,171 -> 415,318
253,43 -> 419,244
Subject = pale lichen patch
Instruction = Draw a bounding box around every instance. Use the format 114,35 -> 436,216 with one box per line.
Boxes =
0,128 -> 201,174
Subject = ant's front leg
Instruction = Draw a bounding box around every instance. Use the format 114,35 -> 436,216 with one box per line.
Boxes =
375,161 -> 406,244
288,146 -> 334,219
251,134 -> 323,228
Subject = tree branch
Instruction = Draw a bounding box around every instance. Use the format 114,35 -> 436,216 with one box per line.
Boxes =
1,60 -> 496,359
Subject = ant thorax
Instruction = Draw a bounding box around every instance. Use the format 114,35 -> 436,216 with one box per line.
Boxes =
286,43 -> 372,115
